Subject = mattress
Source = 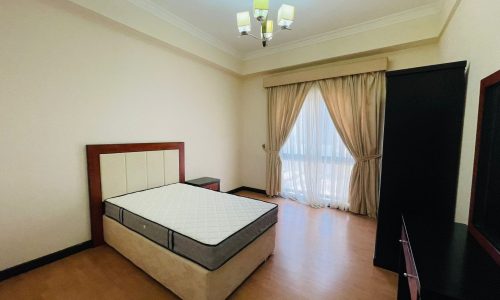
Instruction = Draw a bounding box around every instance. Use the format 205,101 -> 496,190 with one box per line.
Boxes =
104,183 -> 278,271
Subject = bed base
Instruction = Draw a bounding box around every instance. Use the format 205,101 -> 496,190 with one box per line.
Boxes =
103,216 -> 275,300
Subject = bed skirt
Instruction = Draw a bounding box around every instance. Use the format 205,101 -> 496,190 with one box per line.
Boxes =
103,216 -> 275,300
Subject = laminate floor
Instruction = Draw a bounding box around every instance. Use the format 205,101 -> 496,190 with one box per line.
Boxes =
0,191 -> 397,300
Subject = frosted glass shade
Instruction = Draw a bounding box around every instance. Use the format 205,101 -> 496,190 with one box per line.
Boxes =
262,20 -> 274,39
253,0 -> 269,10
237,11 -> 251,33
278,4 -> 295,28
264,20 -> 274,33
253,0 -> 269,19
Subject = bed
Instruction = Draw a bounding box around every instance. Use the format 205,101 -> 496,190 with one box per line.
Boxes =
86,142 -> 277,300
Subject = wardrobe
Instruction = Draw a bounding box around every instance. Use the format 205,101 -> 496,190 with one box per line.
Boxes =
375,61 -> 500,299
374,61 -> 467,271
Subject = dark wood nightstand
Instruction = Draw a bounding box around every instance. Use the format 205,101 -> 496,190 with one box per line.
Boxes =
185,177 -> 220,191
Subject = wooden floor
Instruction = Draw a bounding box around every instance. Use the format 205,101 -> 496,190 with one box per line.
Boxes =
0,191 -> 397,299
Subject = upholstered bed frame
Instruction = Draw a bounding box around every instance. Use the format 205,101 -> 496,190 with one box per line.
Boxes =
86,142 -> 275,300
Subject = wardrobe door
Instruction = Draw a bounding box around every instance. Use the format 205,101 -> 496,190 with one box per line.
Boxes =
374,62 -> 467,271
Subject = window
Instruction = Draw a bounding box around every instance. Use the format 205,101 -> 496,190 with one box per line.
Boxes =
280,86 -> 355,209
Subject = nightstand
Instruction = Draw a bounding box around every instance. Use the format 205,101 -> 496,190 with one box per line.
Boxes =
185,177 -> 220,191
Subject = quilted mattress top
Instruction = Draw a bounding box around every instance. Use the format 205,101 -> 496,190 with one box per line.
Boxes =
105,183 -> 277,245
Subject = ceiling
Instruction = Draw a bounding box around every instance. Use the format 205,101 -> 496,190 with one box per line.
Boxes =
150,0 -> 441,55
69,0 -> 457,74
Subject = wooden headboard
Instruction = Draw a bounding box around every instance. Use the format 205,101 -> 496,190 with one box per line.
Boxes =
86,142 -> 185,246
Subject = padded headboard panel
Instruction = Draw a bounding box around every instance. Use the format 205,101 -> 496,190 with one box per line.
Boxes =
100,150 -> 179,199
86,142 -> 184,246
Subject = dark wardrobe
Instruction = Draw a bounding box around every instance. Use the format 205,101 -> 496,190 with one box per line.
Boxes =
374,61 -> 467,272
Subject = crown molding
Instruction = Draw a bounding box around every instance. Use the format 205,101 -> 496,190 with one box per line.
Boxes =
437,0 -> 462,37
242,1 -> 444,61
68,0 -> 457,75
126,0 -> 241,58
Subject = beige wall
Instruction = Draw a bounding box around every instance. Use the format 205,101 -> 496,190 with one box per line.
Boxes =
239,0 -> 500,224
437,0 -> 500,224
241,15 -> 442,75
0,0 -> 241,270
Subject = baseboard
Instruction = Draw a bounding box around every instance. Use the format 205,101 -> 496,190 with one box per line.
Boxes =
227,186 -> 266,195
0,240 -> 93,282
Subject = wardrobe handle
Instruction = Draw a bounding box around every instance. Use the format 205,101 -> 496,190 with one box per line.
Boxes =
403,272 -> 418,279
399,239 -> 408,244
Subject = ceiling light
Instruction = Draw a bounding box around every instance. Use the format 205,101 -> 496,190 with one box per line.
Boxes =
237,1 -> 295,47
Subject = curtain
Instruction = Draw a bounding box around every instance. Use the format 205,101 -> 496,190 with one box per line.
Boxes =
318,72 -> 386,217
266,82 -> 314,196
280,86 -> 355,209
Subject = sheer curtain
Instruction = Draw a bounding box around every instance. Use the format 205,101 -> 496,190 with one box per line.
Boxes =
280,86 -> 355,210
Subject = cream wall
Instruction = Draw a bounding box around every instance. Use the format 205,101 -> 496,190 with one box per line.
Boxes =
241,15 -> 441,75
239,0 -> 500,224
0,0 -> 241,271
437,0 -> 500,224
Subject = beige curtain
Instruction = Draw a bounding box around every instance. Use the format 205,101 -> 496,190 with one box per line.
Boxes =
318,72 -> 386,217
266,82 -> 314,196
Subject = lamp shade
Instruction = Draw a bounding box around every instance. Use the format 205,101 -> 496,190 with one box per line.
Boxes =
253,0 -> 269,19
237,11 -> 251,33
265,20 -> 274,33
253,0 -> 269,10
262,20 -> 274,39
278,4 -> 295,28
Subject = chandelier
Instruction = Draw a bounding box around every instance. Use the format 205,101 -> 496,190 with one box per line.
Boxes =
236,0 -> 295,47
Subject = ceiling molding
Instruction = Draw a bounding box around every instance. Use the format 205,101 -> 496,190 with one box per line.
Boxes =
242,1 -> 444,61
127,0 -> 241,58
67,0 -> 242,73
67,0 -> 458,75
437,0 -> 462,36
